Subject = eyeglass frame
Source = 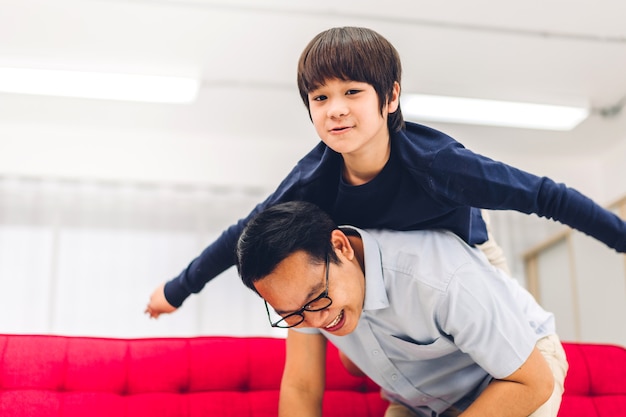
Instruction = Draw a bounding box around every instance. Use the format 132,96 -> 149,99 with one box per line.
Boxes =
264,254 -> 333,328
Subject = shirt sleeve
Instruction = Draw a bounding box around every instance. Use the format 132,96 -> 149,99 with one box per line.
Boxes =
435,262 -> 541,379
427,142 -> 626,253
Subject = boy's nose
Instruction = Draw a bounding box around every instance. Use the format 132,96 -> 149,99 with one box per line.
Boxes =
327,100 -> 349,118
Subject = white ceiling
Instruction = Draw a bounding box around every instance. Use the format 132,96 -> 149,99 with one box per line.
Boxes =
1,0 -> 626,178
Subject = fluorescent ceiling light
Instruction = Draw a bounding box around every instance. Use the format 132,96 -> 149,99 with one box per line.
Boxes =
0,67 -> 199,103
401,94 -> 589,131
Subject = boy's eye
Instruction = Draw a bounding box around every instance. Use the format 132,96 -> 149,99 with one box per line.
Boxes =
346,89 -> 361,96
312,95 -> 327,102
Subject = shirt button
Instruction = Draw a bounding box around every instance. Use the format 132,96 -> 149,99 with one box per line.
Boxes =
372,350 -> 379,355
391,374 -> 398,380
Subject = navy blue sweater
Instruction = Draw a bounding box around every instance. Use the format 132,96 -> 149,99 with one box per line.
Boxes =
164,122 -> 626,306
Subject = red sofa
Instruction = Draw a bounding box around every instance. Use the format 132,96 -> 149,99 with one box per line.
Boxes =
0,335 -> 624,416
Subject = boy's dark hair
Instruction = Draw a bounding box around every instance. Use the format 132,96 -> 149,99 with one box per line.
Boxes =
236,201 -> 340,292
297,26 -> 405,132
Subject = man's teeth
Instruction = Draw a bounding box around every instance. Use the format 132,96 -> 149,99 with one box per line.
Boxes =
326,311 -> 343,328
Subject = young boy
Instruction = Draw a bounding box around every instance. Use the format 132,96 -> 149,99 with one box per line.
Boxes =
235,201 -> 568,417
145,26 -> 626,318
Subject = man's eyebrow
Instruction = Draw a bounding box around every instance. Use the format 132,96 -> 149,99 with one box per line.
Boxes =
273,282 -> 325,315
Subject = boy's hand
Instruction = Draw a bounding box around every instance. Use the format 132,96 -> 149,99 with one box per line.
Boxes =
144,282 -> 177,318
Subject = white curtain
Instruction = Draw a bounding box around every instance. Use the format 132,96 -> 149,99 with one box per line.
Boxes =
0,176 -> 286,338
0,176 -> 567,340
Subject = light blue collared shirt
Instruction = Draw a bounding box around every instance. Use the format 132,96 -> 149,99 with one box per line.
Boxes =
297,227 -> 555,416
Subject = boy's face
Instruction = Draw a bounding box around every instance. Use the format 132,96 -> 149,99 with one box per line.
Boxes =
307,78 -> 399,156
254,248 -> 366,336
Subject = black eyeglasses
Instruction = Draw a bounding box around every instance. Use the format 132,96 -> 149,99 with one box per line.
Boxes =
264,255 -> 333,328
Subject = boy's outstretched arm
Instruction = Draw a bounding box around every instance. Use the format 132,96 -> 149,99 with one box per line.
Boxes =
461,347 -> 554,417
143,157 -> 323,316
143,215 -> 255,317
427,141 -> 626,253
280,330 -> 327,417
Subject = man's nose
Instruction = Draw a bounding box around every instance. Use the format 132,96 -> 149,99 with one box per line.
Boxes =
302,309 -> 330,328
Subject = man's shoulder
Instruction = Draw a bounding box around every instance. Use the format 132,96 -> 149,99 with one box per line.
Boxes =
368,227 -> 466,247
367,228 -> 480,272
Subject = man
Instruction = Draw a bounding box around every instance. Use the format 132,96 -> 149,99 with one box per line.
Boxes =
236,201 -> 568,417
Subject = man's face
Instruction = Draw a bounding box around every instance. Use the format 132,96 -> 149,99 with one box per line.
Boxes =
254,249 -> 365,336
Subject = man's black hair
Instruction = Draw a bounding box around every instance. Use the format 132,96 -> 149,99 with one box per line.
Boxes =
236,201 -> 339,292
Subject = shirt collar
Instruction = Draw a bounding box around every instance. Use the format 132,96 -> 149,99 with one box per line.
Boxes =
339,226 -> 389,311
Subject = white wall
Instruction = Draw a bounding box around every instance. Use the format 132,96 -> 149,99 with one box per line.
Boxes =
0,87 -> 318,189
602,137 -> 626,203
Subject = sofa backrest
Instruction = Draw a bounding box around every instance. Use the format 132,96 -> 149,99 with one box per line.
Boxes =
0,334 -> 386,417
0,335 -> 625,416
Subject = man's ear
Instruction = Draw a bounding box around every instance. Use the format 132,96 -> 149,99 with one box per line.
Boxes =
330,229 -> 354,260
387,81 -> 401,114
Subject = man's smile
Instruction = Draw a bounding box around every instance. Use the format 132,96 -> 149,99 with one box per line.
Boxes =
324,310 -> 345,331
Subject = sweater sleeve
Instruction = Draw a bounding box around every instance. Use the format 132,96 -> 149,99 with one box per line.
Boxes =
163,142 -> 336,307
163,211 -> 257,307
164,182 -> 301,307
427,142 -> 626,253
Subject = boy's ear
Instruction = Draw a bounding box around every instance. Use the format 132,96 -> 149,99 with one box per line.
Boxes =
387,81 -> 400,113
330,229 -> 354,260
387,81 -> 401,113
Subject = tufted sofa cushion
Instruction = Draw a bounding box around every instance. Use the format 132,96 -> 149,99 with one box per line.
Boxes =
559,343 -> 626,417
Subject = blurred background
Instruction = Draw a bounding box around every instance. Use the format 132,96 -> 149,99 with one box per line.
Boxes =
0,0 -> 625,344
